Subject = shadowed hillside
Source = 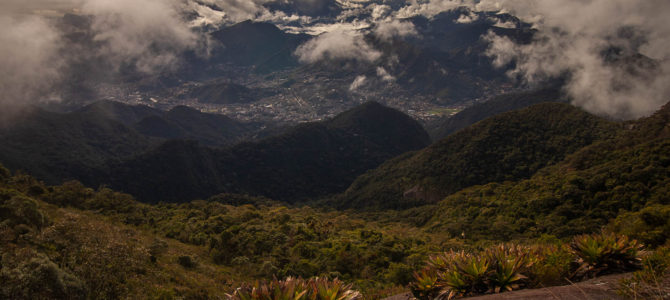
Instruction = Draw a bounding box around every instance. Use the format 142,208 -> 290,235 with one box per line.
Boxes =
337,103 -> 620,209
105,101 -> 431,203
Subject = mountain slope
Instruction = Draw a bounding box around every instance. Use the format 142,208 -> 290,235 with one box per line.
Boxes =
210,20 -> 311,73
104,102 -> 431,203
76,100 -> 162,125
133,105 -> 257,147
426,102 -> 670,242
337,103 -> 620,209
428,87 -> 565,140
0,101 -> 264,187
0,107 -> 157,185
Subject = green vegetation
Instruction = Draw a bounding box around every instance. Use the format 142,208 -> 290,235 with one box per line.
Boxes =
410,232 -> 642,299
226,277 -> 361,300
0,101 -> 430,204
339,103 -> 620,209
618,246 -> 670,299
2,101 -> 669,298
570,231 -> 643,280
428,88 -> 564,140
107,101 -> 431,203
0,168 -> 445,298
425,118 -> 670,241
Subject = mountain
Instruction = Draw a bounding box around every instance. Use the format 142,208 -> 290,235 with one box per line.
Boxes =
133,105 -> 257,147
210,20 -> 311,73
76,100 -> 162,125
0,107 -> 157,185
79,100 -> 259,147
428,87 -> 566,140
0,101 -> 266,187
425,102 -> 670,242
335,103 -> 621,209
104,102 -> 431,203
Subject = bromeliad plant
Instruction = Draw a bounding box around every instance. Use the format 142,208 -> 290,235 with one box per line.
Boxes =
485,245 -> 534,293
412,246 -> 533,299
410,232 -> 646,299
409,268 -> 441,300
570,231 -> 643,279
226,277 -> 361,300
438,251 -> 489,299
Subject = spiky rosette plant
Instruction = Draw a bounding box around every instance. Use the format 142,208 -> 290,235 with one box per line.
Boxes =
435,251 -> 490,299
307,277 -> 361,300
485,245 -> 534,293
570,231 -> 643,279
409,268 -> 441,300
226,277 -> 361,300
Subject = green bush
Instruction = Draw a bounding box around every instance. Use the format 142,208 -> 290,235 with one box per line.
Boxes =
0,164 -> 10,182
178,255 -> 197,269
0,254 -> 86,299
47,180 -> 93,208
0,195 -> 49,229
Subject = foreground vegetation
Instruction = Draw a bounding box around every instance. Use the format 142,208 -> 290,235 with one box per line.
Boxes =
410,231 -> 648,299
2,102 -> 670,298
2,160 -> 670,299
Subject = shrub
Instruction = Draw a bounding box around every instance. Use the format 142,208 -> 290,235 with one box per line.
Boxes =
527,244 -> 573,286
178,255 -> 197,269
47,180 -> 93,208
0,254 -> 86,299
0,195 -> 49,229
0,164 -> 10,182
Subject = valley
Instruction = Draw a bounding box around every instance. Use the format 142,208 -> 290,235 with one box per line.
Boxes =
1,1 -> 670,299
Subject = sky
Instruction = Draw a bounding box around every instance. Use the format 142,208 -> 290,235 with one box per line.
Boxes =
1,0 -> 669,119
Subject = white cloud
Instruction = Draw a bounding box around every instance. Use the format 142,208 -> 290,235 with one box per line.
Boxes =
483,0 -> 670,119
376,67 -> 395,81
82,0 -> 199,74
349,75 -> 367,90
0,16 -> 63,109
370,4 -> 391,20
294,28 -> 381,63
455,11 -> 478,23
396,0 -> 474,19
373,18 -> 417,41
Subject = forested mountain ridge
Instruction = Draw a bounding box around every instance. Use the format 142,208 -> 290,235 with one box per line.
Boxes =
428,87 -> 566,141
103,101 -> 431,203
0,106 -> 157,185
424,101 -> 670,243
0,101 -> 258,186
336,102 -> 621,209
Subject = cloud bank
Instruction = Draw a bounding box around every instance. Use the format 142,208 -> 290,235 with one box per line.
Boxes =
294,29 -> 381,63
481,0 -> 670,119
82,0 -> 199,74
0,0 -> 204,109
0,16 -> 63,109
2,0 -> 669,120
